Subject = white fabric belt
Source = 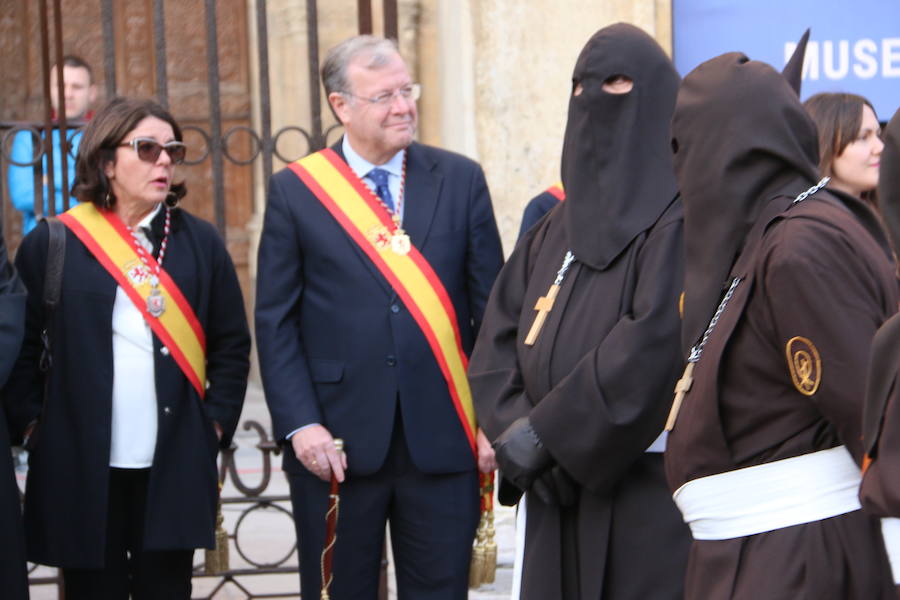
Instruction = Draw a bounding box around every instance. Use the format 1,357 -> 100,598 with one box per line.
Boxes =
673,446 -> 862,540
882,518 -> 900,584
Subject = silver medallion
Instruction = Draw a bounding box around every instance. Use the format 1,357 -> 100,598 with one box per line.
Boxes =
147,287 -> 166,318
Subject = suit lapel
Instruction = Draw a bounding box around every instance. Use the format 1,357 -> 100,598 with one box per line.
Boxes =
402,143 -> 441,251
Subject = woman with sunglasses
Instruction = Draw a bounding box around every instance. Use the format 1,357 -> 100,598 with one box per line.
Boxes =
4,97 -> 251,599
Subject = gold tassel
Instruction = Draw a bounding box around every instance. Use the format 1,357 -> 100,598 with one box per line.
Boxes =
483,510 -> 497,584
205,497 -> 229,575
469,512 -> 487,588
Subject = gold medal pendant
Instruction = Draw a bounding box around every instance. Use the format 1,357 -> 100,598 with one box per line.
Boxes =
391,232 -> 411,255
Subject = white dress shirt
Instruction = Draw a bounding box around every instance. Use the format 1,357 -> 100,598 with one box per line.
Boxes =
109,204 -> 161,468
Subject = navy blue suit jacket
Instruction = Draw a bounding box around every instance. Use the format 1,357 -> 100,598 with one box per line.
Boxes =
256,140 -> 503,476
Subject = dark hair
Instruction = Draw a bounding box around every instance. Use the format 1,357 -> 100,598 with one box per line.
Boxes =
72,97 -> 187,208
58,55 -> 94,84
804,92 -> 878,178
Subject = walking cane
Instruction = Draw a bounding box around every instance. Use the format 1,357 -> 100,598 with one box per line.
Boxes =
320,438 -> 344,600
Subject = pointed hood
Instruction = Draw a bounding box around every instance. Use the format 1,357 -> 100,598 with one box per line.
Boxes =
560,23 -> 680,270
673,51 -> 821,351
782,29 -> 810,95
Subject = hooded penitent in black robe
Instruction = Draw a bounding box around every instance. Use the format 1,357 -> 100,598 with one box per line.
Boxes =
469,23 -> 690,599
0,226 -> 28,600
665,46 -> 897,599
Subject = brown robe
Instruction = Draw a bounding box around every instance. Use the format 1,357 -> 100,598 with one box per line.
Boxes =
469,198 -> 690,600
861,107 -> 900,519
666,191 -> 898,600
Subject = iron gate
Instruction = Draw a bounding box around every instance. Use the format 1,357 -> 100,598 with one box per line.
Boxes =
1,0 -> 400,598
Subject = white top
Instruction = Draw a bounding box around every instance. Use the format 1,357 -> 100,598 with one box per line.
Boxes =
109,204 -> 161,468
342,135 -> 406,222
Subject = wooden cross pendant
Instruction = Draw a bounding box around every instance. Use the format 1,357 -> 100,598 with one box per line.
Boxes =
665,361 -> 695,431
524,284 -> 561,346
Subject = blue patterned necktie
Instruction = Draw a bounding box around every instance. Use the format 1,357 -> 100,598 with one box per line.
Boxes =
368,167 -> 394,213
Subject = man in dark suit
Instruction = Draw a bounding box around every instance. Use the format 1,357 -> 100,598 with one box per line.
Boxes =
0,225 -> 28,600
255,35 -> 503,599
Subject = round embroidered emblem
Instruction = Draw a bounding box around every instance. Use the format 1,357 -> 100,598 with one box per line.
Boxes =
785,336 -> 821,396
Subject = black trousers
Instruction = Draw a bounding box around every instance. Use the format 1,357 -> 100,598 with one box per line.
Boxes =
288,411 -> 480,600
62,468 -> 193,600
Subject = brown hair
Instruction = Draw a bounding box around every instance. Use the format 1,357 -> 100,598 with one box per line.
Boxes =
803,92 -> 878,178
72,97 -> 187,208
58,54 -> 93,84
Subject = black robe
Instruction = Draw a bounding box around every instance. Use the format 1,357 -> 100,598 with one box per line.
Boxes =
469,198 -> 690,599
0,226 -> 28,600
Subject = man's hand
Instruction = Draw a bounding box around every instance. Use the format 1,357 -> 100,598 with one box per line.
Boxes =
291,424 -> 347,483
476,428 -> 498,474
492,417 -> 552,492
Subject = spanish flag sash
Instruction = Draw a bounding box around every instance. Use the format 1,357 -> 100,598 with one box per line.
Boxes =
546,182 -> 565,202
287,149 -> 477,454
58,203 -> 207,398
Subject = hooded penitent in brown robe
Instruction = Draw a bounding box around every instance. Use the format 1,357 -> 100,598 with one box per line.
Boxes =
468,23 -> 690,599
665,43 -> 898,600
861,109 -> 900,584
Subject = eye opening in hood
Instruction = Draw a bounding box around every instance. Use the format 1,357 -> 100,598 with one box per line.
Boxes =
602,74 -> 633,95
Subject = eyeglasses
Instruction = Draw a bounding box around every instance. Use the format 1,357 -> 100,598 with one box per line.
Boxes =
119,138 -> 187,165
343,83 -> 421,106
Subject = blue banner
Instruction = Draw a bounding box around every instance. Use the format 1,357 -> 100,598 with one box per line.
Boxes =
673,0 -> 900,120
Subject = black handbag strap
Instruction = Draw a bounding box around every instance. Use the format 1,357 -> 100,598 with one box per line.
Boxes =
39,216 -> 65,374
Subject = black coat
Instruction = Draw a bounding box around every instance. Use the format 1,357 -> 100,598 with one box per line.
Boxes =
0,227 -> 28,599
5,207 -> 250,568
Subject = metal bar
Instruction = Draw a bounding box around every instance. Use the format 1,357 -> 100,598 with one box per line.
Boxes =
152,0 -> 169,109
37,0 -> 54,221
358,0 -> 372,34
256,0 -> 273,189
204,0 -> 226,237
306,0 -> 323,150
51,0 -> 70,212
101,0 -> 116,97
383,0 -> 398,41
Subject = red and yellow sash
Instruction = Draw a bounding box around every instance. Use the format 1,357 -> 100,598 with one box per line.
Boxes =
287,149 -> 477,454
546,182 -> 565,202
59,203 -> 207,397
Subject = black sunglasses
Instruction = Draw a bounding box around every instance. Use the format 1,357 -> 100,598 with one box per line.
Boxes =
119,137 -> 187,165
